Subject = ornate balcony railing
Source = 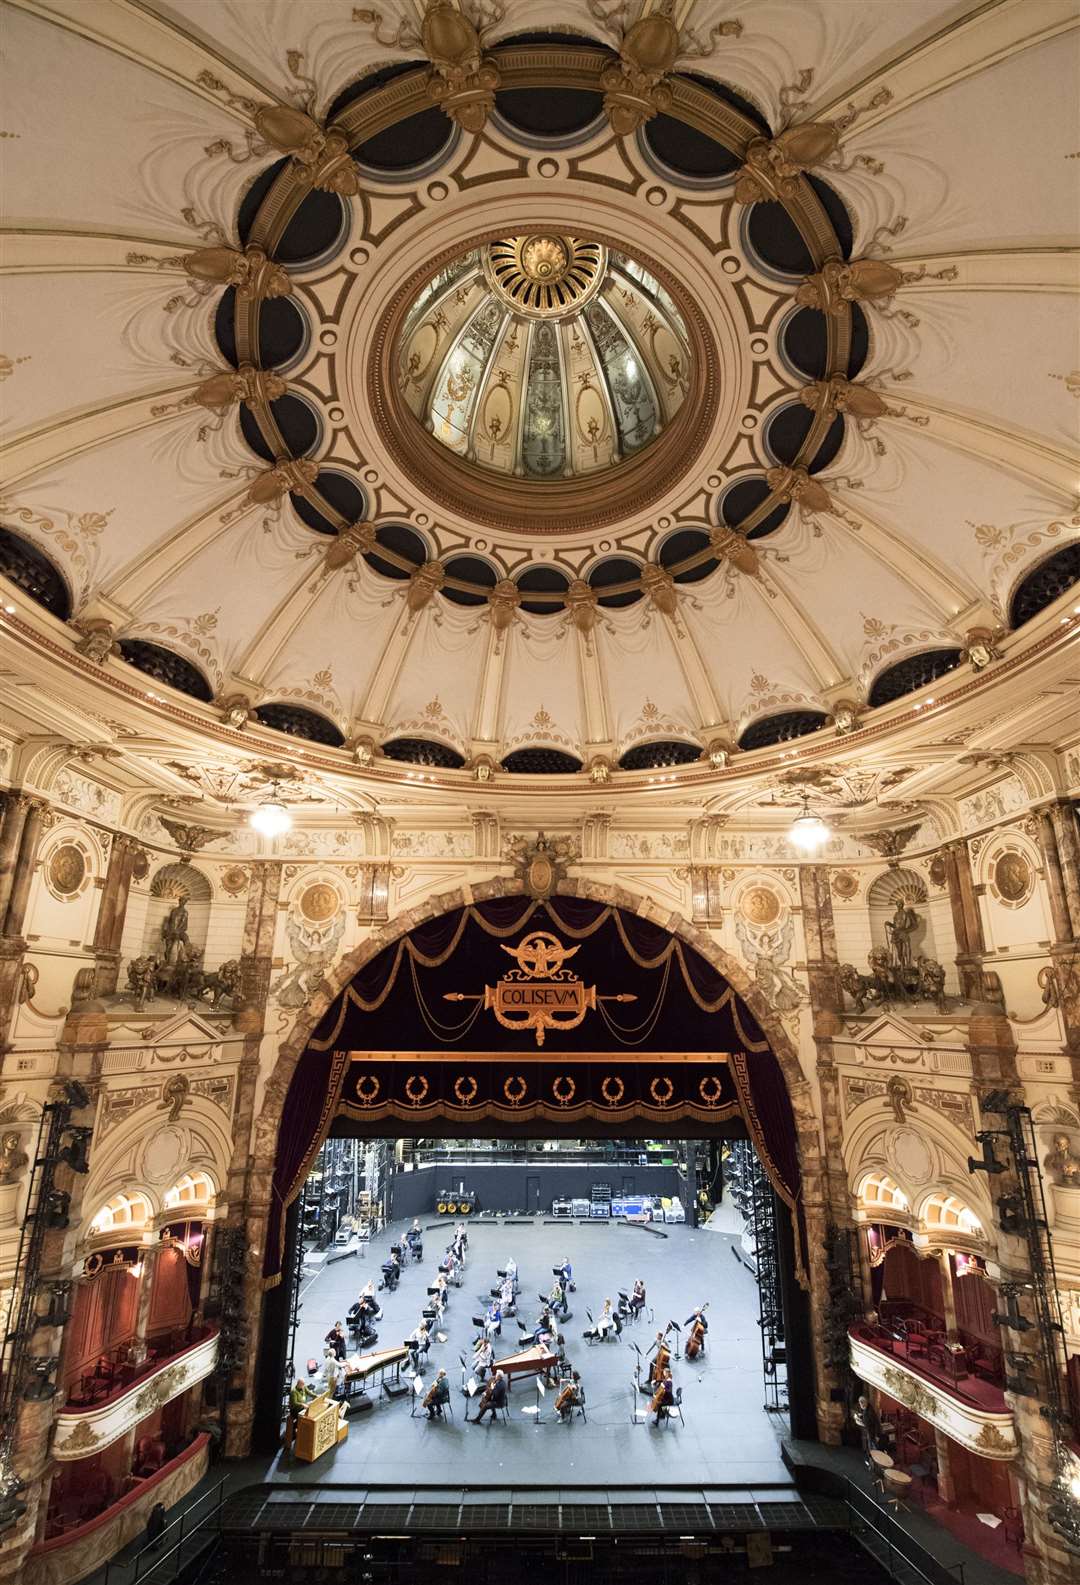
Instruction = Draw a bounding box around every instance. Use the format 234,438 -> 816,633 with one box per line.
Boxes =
52,1329 -> 218,1460
849,1329 -> 1017,1461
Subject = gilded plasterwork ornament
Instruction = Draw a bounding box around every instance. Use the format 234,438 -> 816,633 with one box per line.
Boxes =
246,459 -> 319,508
193,366 -> 287,415
218,694 -> 252,730
254,105 -> 361,197
73,620 -> 117,664
421,2 -> 501,134
765,465 -> 834,515
323,520 -> 377,574
599,12 -> 680,137
182,245 -> 291,301
505,830 -> 578,900
406,560 -> 446,614
641,562 -> 678,617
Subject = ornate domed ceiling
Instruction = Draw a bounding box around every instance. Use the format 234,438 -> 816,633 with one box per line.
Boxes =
396,236 -> 690,481
0,0 -> 1076,802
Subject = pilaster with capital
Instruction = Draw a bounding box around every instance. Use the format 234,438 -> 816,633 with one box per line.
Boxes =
91,835 -> 141,997
0,797 -> 48,1056
942,839 -> 987,1001
222,861 -> 282,1455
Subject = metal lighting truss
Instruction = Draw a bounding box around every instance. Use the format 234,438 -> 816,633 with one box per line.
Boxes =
973,1095 -> 1079,1553
726,1139 -> 788,1412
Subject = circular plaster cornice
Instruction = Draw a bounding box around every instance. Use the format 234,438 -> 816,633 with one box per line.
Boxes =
361,216 -> 727,535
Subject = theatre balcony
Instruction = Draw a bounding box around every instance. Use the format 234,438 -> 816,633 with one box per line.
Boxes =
849,1325 -> 1016,1460
52,1327 -> 219,1456
26,1433 -> 212,1585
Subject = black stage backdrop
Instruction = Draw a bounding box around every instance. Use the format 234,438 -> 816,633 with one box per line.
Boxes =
263,898 -> 806,1285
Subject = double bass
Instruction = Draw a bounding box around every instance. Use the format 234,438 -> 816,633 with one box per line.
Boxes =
685,1304 -> 709,1361
647,1332 -> 671,1388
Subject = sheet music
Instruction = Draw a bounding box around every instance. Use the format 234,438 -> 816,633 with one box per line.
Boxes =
413,1377 -> 424,1396
536,1379 -> 545,1396
467,1377 -> 478,1396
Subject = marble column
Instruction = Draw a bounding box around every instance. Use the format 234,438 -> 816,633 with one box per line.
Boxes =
0,793 -> 30,927
222,861 -> 282,1457
937,1250 -> 958,1339
1036,803 -> 1079,946
942,839 -> 987,1001
933,1426 -> 956,1506
92,835 -> 140,996
2,798 -> 46,939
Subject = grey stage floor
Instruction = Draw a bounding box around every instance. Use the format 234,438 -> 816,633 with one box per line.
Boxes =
275,1214 -> 792,1489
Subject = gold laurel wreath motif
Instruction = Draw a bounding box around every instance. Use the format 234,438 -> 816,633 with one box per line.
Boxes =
698,1075 -> 724,1107
356,1074 -> 380,1105
453,1075 -> 478,1105
503,1075 -> 528,1107
601,1075 -> 625,1106
649,1076 -> 674,1107
552,1075 -> 576,1107
405,1074 -> 429,1106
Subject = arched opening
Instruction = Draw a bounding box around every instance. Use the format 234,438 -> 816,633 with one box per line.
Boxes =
250,892 -> 819,1473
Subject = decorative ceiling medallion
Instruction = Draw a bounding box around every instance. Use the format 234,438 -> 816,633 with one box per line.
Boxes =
739,884 -> 782,925
299,881 -> 341,923
45,842 -> 88,900
484,236 -> 606,318
989,847 -> 1034,908
831,870 -> 859,900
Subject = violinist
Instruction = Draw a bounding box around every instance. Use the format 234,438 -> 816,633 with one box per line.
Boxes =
423,1367 -> 450,1420
548,1278 -> 569,1319
406,1321 -> 431,1371
483,1299 -> 502,1341
555,1369 -> 583,1421
629,1279 -> 646,1318
324,1322 -> 347,1361
584,1297 -> 620,1341
473,1336 -> 493,1381
647,1330 -> 670,1387
685,1306 -> 708,1360
650,1366 -> 675,1425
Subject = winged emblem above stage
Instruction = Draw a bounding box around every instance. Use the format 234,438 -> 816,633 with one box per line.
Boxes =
445,928 -> 635,1046
504,830 -> 578,900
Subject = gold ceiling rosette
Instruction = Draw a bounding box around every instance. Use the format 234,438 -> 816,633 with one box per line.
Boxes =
484,235 -> 607,318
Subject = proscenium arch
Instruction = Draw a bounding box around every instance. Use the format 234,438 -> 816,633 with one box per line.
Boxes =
239,879 -> 825,1454
255,877 -> 815,1175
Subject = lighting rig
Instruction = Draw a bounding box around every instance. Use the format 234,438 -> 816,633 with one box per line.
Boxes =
0,1080 -> 91,1534
969,1090 -> 1080,1553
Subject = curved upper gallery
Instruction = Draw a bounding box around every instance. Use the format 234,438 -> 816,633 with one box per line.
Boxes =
0,0 -> 1077,788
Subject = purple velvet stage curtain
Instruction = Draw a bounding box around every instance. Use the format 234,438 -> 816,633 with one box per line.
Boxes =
264,896 -> 808,1286
263,1044 -> 348,1286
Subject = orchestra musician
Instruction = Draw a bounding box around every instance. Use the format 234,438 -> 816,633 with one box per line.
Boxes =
406,1321 -> 431,1371
650,1366 -> 675,1425
472,1368 -> 508,1424
324,1322 -> 348,1361
473,1336 -> 493,1380
500,1276 -> 515,1310
557,1257 -> 573,1290
283,1377 -> 310,1453
630,1279 -> 646,1318
380,1248 -> 401,1291
584,1297 -> 621,1341
423,1367 -> 451,1420
685,1306 -> 708,1360
505,1257 -> 518,1292
532,1309 -> 555,1347
547,1278 -> 569,1318
555,1369 -> 583,1421
647,1330 -> 670,1387
483,1299 -> 502,1341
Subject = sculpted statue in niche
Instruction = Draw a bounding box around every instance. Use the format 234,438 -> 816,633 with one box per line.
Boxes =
885,899 -> 919,976
161,898 -> 191,964
839,894 -> 949,1015
1045,1133 -> 1080,1186
0,1131 -> 28,1185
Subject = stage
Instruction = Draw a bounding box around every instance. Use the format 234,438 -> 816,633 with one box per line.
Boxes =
273,1213 -> 792,1491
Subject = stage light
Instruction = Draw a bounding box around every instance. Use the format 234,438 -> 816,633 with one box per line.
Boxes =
249,784 -> 292,839
968,1133 -> 1007,1175
22,1356 -> 59,1400
56,1126 -> 92,1174
43,1189 -> 70,1229
788,796 -> 830,854
996,1193 -> 1027,1234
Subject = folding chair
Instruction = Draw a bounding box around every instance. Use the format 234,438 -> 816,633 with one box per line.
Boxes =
657,1386 -> 685,1429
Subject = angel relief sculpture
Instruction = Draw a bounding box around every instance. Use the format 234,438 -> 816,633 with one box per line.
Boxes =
733,915 -> 803,1014
271,908 -> 346,1009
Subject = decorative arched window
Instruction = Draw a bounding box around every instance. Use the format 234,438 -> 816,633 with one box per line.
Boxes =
856,1171 -> 909,1216
921,1192 -> 983,1238
163,1170 -> 215,1210
89,1190 -> 152,1237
